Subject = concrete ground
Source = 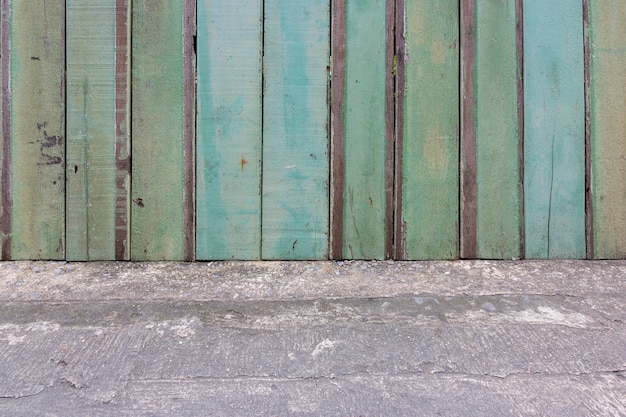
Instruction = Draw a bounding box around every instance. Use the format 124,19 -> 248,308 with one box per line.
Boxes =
0,260 -> 624,416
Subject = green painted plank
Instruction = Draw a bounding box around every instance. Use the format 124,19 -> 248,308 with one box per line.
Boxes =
474,0 -> 522,259
9,0 -> 65,259
196,0 -> 262,260
589,1 -> 626,259
399,0 -> 459,260
66,1 -> 117,260
1,0 -> 7,258
131,0 -> 186,260
341,0 -> 387,260
262,0 -> 330,260
524,0 -> 585,259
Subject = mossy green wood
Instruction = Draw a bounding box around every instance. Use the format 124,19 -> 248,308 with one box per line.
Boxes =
131,0 -> 185,260
10,0 -> 65,259
66,1 -> 117,260
524,0 -> 585,259
474,0 -> 521,259
262,0 -> 330,260
401,0 -> 459,260
342,0 -> 387,260
589,1 -> 626,259
196,0 -> 262,260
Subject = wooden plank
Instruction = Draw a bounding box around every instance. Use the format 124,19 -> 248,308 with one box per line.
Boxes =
262,0 -> 330,260
131,0 -> 191,260
523,0 -> 586,259
340,0 -> 388,260
1,0 -> 10,260
66,1 -> 118,260
330,0 -> 346,260
397,0 -> 459,260
196,0 -> 262,260
461,0 -> 522,260
9,0 -> 65,259
588,0 -> 626,259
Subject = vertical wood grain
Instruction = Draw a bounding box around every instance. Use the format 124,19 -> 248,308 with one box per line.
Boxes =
330,0 -> 346,260
131,0 -> 188,260
66,1 -> 117,260
398,0 -> 459,260
589,0 -> 626,259
262,0 -> 330,260
196,0 -> 262,260
9,0 -> 65,259
524,0 -> 585,259
341,0 -> 388,260
462,0 -> 522,260
1,0 -> 10,260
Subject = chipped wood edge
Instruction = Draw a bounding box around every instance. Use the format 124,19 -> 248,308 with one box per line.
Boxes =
393,0 -> 406,260
330,0 -> 346,260
460,0 -> 477,259
582,0 -> 593,260
115,0 -> 131,260
516,0 -> 525,259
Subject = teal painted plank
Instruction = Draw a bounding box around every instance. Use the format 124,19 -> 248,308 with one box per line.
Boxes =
1,0 -> 6,258
400,0 -> 459,260
524,0 -> 585,259
262,0 -> 330,260
66,1 -> 117,260
9,0 -> 65,259
131,0 -> 186,260
589,1 -> 626,259
196,0 -> 262,260
342,0 -> 387,260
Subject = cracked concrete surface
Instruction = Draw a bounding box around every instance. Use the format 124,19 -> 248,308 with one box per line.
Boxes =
0,260 -> 625,416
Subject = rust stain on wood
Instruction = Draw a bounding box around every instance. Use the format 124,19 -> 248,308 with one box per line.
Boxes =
1,0 -> 11,260
393,0 -> 406,260
384,0 -> 395,260
115,0 -> 130,260
183,0 -> 196,262
330,0 -> 346,260
579,16 -> 594,256
461,0 -> 477,259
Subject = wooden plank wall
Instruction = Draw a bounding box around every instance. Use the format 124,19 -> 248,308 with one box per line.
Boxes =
196,0 -> 263,260
523,0 -> 586,259
396,0 -> 459,260
262,0 -> 330,260
461,0 -> 522,260
588,1 -> 626,259
131,0 -> 195,261
66,1 -> 130,261
1,1 -> 626,261
333,0 -> 391,260
5,0 -> 66,260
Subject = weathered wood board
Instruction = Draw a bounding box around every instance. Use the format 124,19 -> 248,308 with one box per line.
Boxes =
1,0 -> 8,259
339,0 -> 388,260
66,1 -> 130,261
196,0 -> 262,260
262,0 -> 330,260
398,0 -> 459,260
524,0 -> 586,259
589,1 -> 626,259
7,0 -> 65,260
132,0 -> 193,260
462,0 -> 522,259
